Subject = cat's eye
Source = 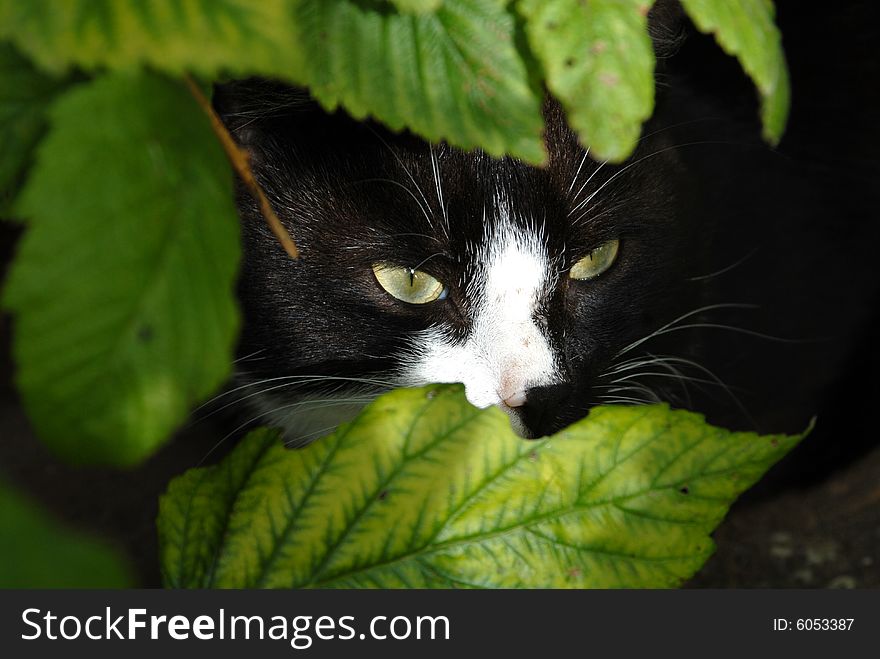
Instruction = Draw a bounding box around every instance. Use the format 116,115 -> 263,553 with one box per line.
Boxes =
372,264 -> 447,304
569,239 -> 620,280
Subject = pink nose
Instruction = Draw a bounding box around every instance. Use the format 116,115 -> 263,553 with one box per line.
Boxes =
502,390 -> 527,408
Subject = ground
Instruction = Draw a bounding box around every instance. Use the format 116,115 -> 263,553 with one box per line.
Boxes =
689,443 -> 880,588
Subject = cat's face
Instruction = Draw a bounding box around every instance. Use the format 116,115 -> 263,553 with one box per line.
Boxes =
219,83 -> 706,443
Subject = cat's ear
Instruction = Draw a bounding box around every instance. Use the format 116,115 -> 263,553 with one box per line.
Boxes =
647,0 -> 686,63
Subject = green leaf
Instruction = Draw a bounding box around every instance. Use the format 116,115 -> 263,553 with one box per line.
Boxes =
0,43 -> 70,217
0,0 -> 303,79
0,0 -> 544,162
159,386 -> 806,589
290,0 -> 546,163
389,0 -> 443,14
679,0 -> 790,144
2,71 -> 241,466
518,0 -> 656,163
0,480 -> 132,587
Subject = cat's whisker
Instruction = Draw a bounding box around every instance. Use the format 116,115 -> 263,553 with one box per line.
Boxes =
595,392 -> 656,405
603,352 -> 719,379
190,375 -> 395,427
366,126 -> 435,229
601,354 -> 678,377
661,354 -> 758,427
609,370 -> 725,390
273,397 -> 378,447
569,120 -> 727,219
570,200 -> 627,228
569,158 -> 608,211
389,232 -> 445,244
192,374 -> 313,416
567,148 -> 591,194
597,360 -> 691,404
614,302 -> 760,358
196,411 -> 270,467
600,354 -> 666,374
612,325 -> 790,430
430,145 -> 451,240
599,349 -> 756,425
195,380 -> 388,425
284,421 -> 349,448
196,396 -> 375,466
598,381 -> 663,403
631,322 -> 813,347
569,141 -> 738,218
354,177 -> 434,229
596,394 -> 654,406
643,354 -> 744,394
233,348 -> 267,364
196,374 -> 395,411
687,247 -> 761,282
412,252 -> 446,273
598,384 -> 653,397
635,116 -> 725,145
646,357 -> 694,406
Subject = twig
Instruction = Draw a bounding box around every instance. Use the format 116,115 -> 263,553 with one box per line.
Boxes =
183,74 -> 300,259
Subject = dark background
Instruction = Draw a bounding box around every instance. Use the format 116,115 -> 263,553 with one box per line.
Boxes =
1,1 -> 879,588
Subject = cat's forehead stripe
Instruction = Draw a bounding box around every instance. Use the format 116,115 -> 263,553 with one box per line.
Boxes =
476,189 -> 554,307
478,224 -> 549,313
486,239 -> 545,306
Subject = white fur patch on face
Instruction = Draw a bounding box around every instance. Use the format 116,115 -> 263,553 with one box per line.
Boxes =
398,202 -> 561,432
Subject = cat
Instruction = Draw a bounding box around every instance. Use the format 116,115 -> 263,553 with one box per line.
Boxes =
211,83 -> 712,444
212,1 -> 880,482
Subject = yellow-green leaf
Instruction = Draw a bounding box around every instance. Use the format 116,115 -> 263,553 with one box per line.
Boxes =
159,385 -> 806,589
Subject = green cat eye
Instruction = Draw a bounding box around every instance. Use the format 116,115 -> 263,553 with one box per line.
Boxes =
569,239 -> 620,280
372,264 -> 447,304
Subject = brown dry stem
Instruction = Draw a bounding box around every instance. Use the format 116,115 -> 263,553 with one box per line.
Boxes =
184,74 -> 300,259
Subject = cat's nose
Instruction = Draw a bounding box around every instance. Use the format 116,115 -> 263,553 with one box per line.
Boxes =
518,382 -> 572,437
497,370 -> 528,408
502,389 -> 527,408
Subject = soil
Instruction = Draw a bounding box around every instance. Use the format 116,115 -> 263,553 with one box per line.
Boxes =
689,446 -> 880,588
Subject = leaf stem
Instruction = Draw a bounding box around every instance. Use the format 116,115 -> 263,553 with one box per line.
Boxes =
183,74 -> 300,259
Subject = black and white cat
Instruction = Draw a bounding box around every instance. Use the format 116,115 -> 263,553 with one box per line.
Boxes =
214,1 -> 880,470
214,85 -> 705,443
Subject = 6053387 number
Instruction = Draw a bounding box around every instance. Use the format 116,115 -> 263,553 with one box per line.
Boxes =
773,618 -> 855,631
